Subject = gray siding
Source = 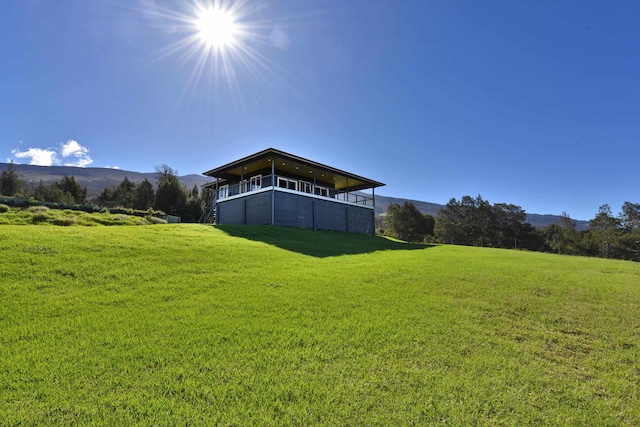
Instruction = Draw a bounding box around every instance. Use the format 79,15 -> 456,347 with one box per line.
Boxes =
348,205 -> 374,234
217,192 -> 272,225
314,199 -> 347,232
217,189 -> 374,234
245,193 -> 272,225
217,198 -> 245,224
274,192 -> 314,229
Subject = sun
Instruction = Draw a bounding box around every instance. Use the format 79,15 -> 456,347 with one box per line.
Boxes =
142,0 -> 283,103
195,6 -> 238,48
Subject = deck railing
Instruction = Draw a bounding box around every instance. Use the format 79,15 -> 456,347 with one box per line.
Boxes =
215,174 -> 374,206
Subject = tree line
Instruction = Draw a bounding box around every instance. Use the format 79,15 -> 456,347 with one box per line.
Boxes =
3,162 -> 638,260
0,162 -> 212,223
382,196 -> 640,262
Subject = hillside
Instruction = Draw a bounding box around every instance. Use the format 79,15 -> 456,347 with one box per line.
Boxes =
0,162 -> 211,195
373,193 -> 589,230
1,162 -> 587,228
1,224 -> 639,425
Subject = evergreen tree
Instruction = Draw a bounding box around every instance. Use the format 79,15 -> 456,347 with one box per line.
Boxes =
386,202 -> 434,242
115,177 -> 137,207
134,178 -> 155,210
97,186 -> 117,207
154,165 -> 186,216
0,162 -> 22,196
588,204 -> 620,258
620,202 -> 640,233
557,212 -> 583,255
55,175 -> 87,205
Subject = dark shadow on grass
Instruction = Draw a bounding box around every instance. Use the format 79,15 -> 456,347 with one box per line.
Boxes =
216,224 -> 434,258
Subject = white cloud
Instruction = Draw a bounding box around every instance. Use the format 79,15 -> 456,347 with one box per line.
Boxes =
61,140 -> 93,167
9,140 -> 93,167
11,148 -> 58,166
104,165 -> 120,169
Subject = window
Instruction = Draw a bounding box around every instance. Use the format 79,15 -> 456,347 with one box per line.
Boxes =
315,186 -> 329,197
218,185 -> 229,199
278,177 -> 298,191
301,182 -> 313,194
249,175 -> 262,191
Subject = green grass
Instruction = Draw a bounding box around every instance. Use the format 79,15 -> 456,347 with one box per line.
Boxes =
0,206 -> 167,226
1,224 -> 639,425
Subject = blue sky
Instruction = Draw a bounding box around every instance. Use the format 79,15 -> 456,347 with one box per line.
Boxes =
2,0 -> 639,220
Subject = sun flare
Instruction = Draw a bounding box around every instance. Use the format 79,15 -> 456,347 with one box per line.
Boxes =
195,7 -> 238,48
143,0 -> 283,103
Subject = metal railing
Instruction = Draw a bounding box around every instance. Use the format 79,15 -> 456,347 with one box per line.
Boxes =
215,174 -> 374,206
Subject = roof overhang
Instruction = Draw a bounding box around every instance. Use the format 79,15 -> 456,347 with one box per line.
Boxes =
203,148 -> 385,192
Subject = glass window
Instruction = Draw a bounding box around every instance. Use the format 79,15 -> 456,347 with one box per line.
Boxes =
301,182 -> 313,193
250,175 -> 262,191
315,186 -> 328,197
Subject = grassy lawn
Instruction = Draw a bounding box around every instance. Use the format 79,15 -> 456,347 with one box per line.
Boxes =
1,224 -> 639,425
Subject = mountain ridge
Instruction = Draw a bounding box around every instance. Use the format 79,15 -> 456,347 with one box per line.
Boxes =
0,162 -> 588,229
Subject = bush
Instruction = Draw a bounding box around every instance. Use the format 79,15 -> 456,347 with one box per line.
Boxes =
29,205 -> 50,214
0,204 -> 9,213
146,216 -> 168,224
32,213 -> 49,223
53,217 -> 77,226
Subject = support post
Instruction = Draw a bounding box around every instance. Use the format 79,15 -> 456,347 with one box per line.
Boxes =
271,157 -> 275,225
371,187 -> 376,234
214,179 -> 219,224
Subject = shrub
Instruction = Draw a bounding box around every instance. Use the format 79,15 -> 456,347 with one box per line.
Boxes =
29,206 -> 50,214
53,217 -> 77,226
0,204 -> 9,213
146,216 -> 168,224
32,213 -> 49,223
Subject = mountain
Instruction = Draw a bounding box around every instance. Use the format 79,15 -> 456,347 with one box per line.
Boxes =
372,194 -> 589,231
1,163 -> 588,229
0,163 -> 212,195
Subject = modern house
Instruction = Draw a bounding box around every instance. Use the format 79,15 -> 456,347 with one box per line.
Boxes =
202,148 -> 385,234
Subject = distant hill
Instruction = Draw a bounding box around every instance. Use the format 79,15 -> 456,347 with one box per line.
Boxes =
0,163 -> 211,195
372,194 -> 589,231
1,162 -> 588,230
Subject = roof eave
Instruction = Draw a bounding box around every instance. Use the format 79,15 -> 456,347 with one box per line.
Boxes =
202,148 -> 385,190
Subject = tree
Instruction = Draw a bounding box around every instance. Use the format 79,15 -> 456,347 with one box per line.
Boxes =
385,202 -> 434,242
183,185 -> 204,223
588,204 -> 620,258
115,177 -> 137,207
0,161 -> 22,196
154,164 -> 186,217
557,212 -> 582,255
435,195 -> 492,246
32,180 -> 75,204
434,197 -> 466,245
97,186 -> 117,207
134,178 -> 155,210
491,203 -> 527,248
55,175 -> 87,205
620,202 -> 640,233
435,195 -> 534,249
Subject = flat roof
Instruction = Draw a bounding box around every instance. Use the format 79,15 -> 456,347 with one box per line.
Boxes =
203,148 -> 385,192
